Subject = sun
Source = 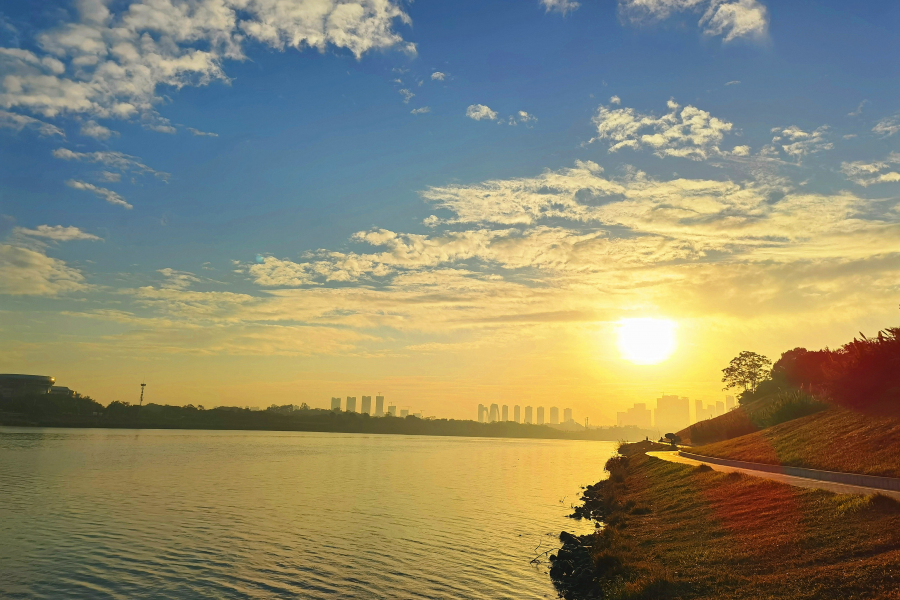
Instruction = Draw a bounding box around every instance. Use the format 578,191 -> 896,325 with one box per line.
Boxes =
616,318 -> 677,365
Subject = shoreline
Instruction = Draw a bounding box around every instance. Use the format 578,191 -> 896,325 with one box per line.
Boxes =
549,441 -> 900,599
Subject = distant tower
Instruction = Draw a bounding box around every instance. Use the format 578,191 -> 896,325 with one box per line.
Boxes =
361,396 -> 372,414
331,397 -> 341,411
346,396 -> 357,412
501,405 -> 509,422
550,407 -> 559,425
489,404 -> 500,422
478,404 -> 486,423
387,405 -> 397,416
536,406 -> 544,425
139,382 -> 146,407
376,395 -> 385,416
725,395 -> 735,411
524,406 -> 533,424
400,407 -> 409,417
514,405 -> 521,423
563,408 -> 572,423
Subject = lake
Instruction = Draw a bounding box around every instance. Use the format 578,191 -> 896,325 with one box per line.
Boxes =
0,427 -> 617,599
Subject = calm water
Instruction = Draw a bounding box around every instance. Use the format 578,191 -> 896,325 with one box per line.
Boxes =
0,427 -> 616,599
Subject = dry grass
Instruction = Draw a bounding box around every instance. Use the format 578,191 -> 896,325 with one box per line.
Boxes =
691,405 -> 900,477
571,443 -> 900,599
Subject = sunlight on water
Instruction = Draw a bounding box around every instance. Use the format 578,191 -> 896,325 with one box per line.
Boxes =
0,428 -> 616,599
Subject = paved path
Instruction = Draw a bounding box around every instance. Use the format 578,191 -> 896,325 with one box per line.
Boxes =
646,451 -> 900,500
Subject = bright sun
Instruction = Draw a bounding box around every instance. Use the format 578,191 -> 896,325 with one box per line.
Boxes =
616,318 -> 678,365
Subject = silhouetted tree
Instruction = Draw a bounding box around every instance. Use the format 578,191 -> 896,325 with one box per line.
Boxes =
722,351 -> 772,402
825,327 -> 900,410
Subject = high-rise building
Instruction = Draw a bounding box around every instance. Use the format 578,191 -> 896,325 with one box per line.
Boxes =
616,403 -> 652,428
550,407 -> 559,425
524,406 -> 533,424
514,405 -> 521,423
715,401 -> 725,416
400,408 -> 409,417
563,408 -> 573,423
346,396 -> 357,412
502,405 -> 509,421
375,396 -> 385,416
694,399 -> 704,422
489,403 -> 500,422
478,404 -> 486,423
655,395 -> 690,433
387,405 -> 397,416
725,395 -> 735,411
536,406 -> 545,425
361,396 -> 372,414
331,397 -> 341,411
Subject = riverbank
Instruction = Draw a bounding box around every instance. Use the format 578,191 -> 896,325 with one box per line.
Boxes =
550,441 -> 900,599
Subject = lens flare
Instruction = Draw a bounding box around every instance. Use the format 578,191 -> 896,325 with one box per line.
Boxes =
616,318 -> 677,365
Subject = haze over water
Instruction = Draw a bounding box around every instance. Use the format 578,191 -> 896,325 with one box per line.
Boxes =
0,428 -> 616,599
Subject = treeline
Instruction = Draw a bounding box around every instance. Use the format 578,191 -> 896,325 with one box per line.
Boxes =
0,395 -> 656,442
687,325 -> 900,445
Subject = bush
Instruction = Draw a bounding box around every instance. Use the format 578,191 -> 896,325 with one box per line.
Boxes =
825,327 -> 900,411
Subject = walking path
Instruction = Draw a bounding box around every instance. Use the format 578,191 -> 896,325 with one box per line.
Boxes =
646,450 -> 900,500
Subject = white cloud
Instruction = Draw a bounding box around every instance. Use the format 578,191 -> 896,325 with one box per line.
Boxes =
873,116 -> 900,137
431,71 -> 446,81
14,225 -> 101,241
466,104 -> 498,121
542,0 -> 581,15
840,155 -> 900,187
0,243 -> 86,295
80,119 -> 117,140
399,88 -> 414,103
619,0 -> 767,41
0,109 -> 64,136
592,98 -> 733,160
848,100 -> 868,117
66,179 -> 132,209
610,95 -> 622,105
411,107 -> 431,115
730,145 -> 750,156
769,125 -> 832,159
158,268 -> 201,289
99,171 -> 121,182
52,147 -> 169,180
187,127 -> 218,137
0,0 -> 413,124
725,80 -> 740,86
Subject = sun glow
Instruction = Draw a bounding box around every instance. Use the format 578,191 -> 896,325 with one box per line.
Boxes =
616,318 -> 678,365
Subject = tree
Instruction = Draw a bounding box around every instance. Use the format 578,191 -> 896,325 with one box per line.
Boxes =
722,351 -> 772,397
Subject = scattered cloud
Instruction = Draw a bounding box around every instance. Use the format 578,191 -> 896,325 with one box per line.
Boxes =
725,80 -> 741,86
158,268 -> 202,290
592,98 -> 733,160
873,116 -> 900,137
848,100 -> 869,117
431,71 -> 446,81
14,225 -> 101,241
80,120 -> 117,140
52,147 -> 169,180
411,107 -> 431,115
187,127 -> 218,137
399,89 -> 415,103
0,243 -> 86,295
610,95 -> 622,105
0,0 -> 414,125
619,0 -> 768,42
840,155 -> 900,186
99,171 -> 121,182
66,179 -> 132,209
768,125 -> 832,159
466,104 -> 498,121
0,109 -> 64,137
730,145 -> 751,156
542,0 -> 581,15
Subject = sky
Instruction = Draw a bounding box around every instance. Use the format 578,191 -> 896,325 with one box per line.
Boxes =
1,0 -> 899,422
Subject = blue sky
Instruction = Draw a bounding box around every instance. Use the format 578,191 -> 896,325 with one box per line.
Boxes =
1,0 -> 899,420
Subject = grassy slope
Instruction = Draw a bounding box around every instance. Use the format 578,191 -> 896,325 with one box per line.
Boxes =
568,442 -> 900,599
690,406 -> 900,478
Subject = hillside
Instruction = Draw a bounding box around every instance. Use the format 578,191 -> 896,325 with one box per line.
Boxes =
689,405 -> 900,478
